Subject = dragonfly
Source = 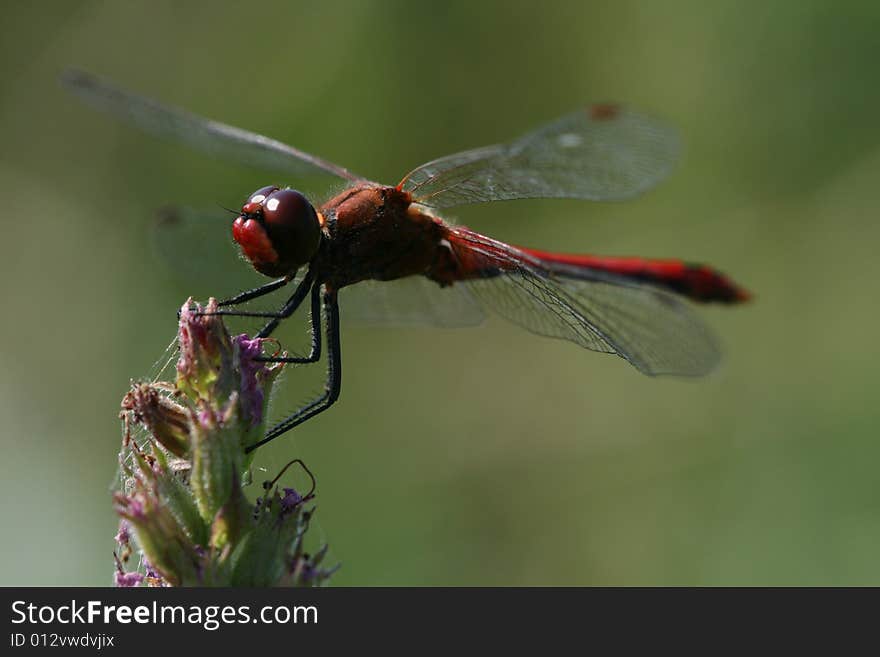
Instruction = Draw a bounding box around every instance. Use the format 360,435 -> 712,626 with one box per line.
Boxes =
62,69 -> 750,452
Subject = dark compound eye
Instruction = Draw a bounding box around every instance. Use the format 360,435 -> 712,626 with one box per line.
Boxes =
262,189 -> 322,271
262,189 -> 315,228
247,185 -> 279,206
233,187 -> 322,277
241,185 -> 279,215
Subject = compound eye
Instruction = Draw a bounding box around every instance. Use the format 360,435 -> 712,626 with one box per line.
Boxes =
246,185 -> 279,206
261,189 -> 315,228
260,189 -> 322,267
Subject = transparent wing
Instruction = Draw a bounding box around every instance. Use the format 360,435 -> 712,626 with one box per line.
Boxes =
152,205 -> 267,300
401,105 -> 679,208
61,69 -> 364,181
152,206 -> 313,349
339,277 -> 485,328
449,229 -> 720,376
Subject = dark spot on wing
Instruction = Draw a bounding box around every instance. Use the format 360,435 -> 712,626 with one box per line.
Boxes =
155,205 -> 182,227
588,104 -> 620,121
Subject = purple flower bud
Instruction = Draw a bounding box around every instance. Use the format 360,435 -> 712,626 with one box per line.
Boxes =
115,571 -> 144,587
176,298 -> 234,402
143,559 -> 160,580
298,562 -> 317,583
234,335 -> 267,426
280,487 -> 303,512
114,521 -> 130,546
119,494 -> 146,521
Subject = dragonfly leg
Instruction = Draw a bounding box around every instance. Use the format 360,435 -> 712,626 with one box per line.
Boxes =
217,276 -> 291,307
245,287 -> 341,453
199,270 -> 315,335
255,283 -> 322,363
175,276 -> 292,322
253,269 -> 316,338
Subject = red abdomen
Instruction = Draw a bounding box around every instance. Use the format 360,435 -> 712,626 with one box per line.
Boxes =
519,249 -> 751,304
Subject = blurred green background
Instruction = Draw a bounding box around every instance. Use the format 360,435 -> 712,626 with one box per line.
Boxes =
2,0 -> 878,585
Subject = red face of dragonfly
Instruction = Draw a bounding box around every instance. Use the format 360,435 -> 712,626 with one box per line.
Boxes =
63,69 -> 751,451
232,186 -> 322,277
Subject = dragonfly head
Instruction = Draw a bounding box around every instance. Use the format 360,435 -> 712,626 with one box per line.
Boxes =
232,186 -> 322,277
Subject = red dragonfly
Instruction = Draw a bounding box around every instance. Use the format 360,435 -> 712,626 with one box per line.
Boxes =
63,70 -> 749,452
